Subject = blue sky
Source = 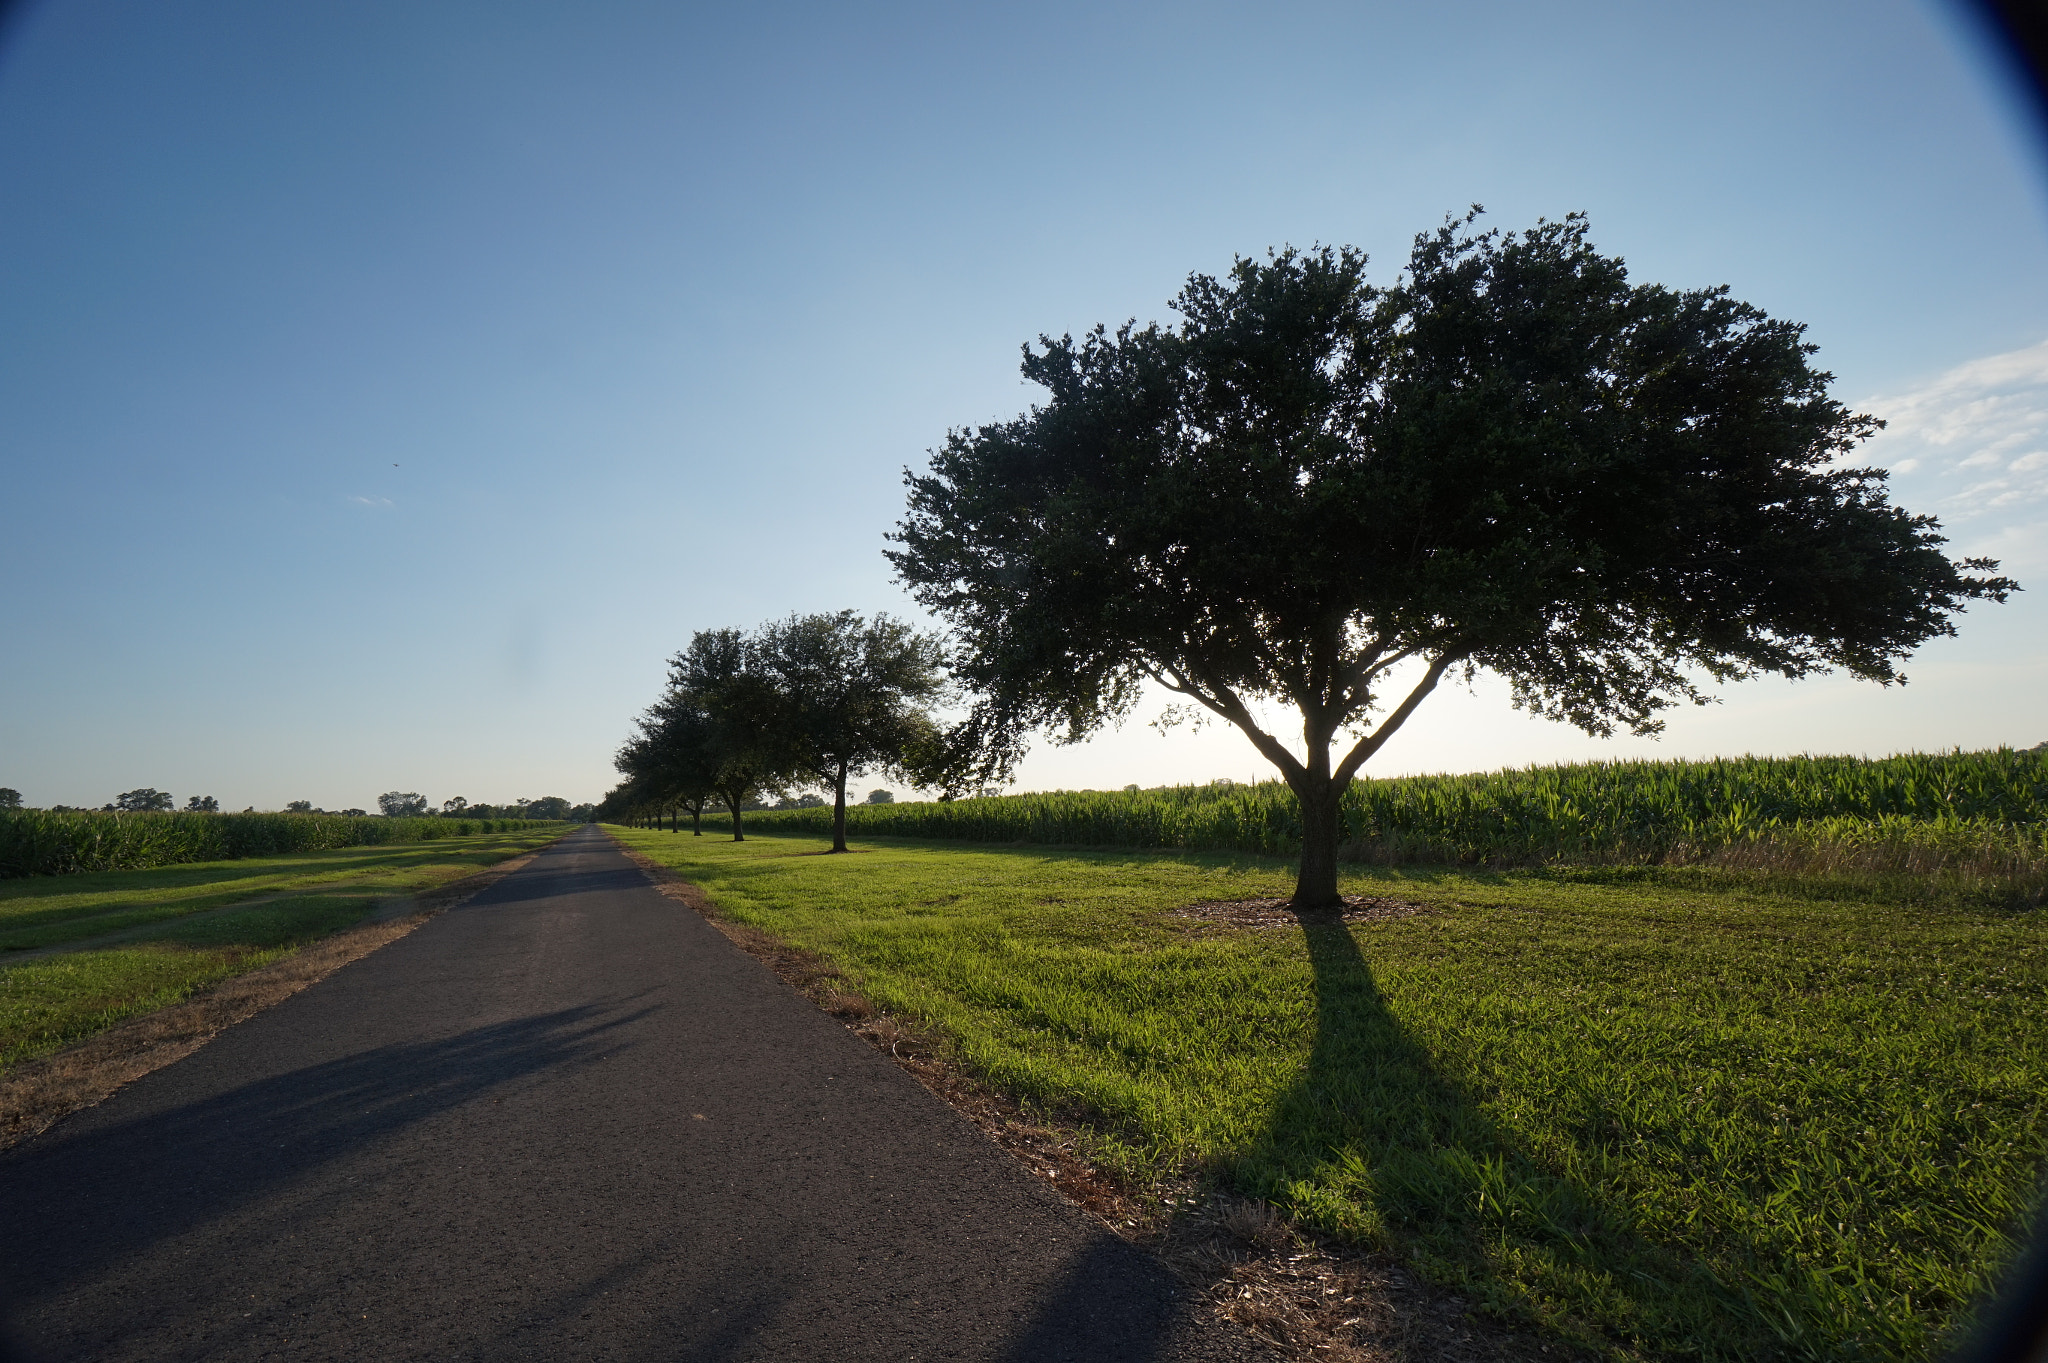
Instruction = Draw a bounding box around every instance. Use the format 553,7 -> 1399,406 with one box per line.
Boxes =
2,0 -> 2045,810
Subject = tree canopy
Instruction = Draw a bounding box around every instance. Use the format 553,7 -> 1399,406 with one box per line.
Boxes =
610,699 -> 723,834
626,628 -> 797,840
888,212 -> 2017,905
746,611 -> 945,852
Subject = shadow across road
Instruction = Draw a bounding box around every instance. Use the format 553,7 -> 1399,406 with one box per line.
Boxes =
462,864 -> 652,907
0,1001 -> 647,1303
993,1236 -> 1202,1363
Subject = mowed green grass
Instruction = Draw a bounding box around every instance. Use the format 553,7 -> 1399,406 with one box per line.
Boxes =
0,830 -> 565,1072
611,825 -> 2048,1362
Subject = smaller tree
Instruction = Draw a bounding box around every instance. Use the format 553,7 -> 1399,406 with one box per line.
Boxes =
115,788 -> 174,812
616,712 -> 717,834
864,789 -> 895,804
378,791 -> 429,817
185,795 -> 220,812
286,800 -> 314,813
526,796 -> 571,819
662,628 -> 796,840
442,796 -> 470,815
0,788 -> 21,810
749,611 -> 946,853
341,807 -> 367,817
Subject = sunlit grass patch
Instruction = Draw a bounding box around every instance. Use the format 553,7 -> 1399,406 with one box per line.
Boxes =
612,825 -> 2048,1361
0,830 -> 564,1071
0,943 -> 287,1071
0,833 -> 559,951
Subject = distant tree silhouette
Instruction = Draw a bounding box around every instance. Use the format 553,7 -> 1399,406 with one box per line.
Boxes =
650,629 -> 797,840
746,611 -> 944,852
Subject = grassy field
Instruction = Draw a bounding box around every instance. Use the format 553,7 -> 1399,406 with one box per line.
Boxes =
0,828 -> 565,1072
611,824 -> 2048,1362
736,750 -> 2048,901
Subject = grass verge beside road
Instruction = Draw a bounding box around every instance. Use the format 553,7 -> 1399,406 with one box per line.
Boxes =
610,825 -> 2048,1362
0,830 -> 566,1073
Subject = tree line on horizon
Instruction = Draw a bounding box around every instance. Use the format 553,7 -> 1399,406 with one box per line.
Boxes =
0,787 -> 593,821
636,210 -> 2012,902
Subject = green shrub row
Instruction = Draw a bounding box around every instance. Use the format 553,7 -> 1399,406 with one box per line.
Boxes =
0,810 -> 562,878
741,747 -> 2048,873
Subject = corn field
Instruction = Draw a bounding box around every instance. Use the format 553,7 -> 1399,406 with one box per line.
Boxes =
0,810 -> 560,879
745,748 -> 2048,895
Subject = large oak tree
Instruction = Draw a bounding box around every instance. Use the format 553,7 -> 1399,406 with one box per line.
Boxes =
888,213 -> 2016,906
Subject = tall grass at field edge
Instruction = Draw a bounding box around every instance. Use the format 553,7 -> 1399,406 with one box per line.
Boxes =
738,749 -> 2048,899
0,810 -> 563,879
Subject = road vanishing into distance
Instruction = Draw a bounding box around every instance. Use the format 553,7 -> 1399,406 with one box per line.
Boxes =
1,826 -> 1262,1362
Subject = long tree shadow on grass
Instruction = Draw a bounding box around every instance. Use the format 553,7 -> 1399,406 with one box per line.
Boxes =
1236,911 -> 1770,1362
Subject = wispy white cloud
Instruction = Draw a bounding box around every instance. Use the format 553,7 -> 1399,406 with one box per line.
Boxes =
347,495 -> 393,508
1857,339 -> 2048,523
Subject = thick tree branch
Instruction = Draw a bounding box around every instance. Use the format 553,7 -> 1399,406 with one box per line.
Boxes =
1146,661 -> 1308,783
1330,655 -> 1455,787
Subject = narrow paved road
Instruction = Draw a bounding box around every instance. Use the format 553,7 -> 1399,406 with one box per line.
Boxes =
1,827 -> 1262,1362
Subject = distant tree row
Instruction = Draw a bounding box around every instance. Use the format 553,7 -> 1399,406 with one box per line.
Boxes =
359,793 -> 593,820
13,788 -> 227,814
0,788 -> 593,821
430,795 -> 593,820
599,611 -> 943,851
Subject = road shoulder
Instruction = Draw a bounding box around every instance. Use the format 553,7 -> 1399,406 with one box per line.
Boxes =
0,845 -> 552,1151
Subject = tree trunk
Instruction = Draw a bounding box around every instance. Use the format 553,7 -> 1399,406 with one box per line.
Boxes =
830,759 -> 849,853
690,803 -> 702,836
1291,777 -> 1343,907
669,805 -> 677,833
730,802 -> 744,841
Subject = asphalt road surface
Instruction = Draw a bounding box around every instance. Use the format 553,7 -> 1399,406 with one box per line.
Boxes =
0,826 -> 1265,1362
